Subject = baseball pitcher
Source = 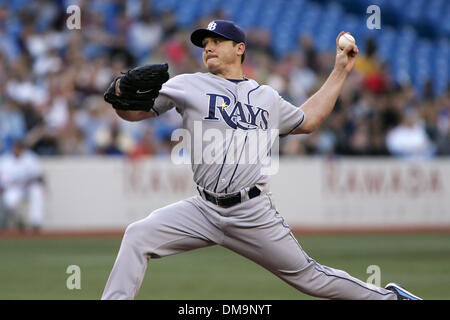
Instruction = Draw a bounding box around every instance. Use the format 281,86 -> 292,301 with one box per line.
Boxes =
101,20 -> 421,300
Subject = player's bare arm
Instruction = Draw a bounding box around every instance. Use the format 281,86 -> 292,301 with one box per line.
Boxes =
115,108 -> 156,121
291,31 -> 359,134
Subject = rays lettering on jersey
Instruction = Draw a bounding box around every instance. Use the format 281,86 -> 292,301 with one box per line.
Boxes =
204,94 -> 269,130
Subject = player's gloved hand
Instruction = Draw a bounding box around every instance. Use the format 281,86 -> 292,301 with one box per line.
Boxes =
104,63 -> 170,112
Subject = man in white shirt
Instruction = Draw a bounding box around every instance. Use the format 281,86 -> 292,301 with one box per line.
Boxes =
386,109 -> 435,158
0,140 -> 45,232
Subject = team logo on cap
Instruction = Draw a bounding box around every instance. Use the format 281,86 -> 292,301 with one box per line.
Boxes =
207,21 -> 217,31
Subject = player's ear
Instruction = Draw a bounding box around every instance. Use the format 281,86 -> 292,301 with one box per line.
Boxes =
237,42 -> 245,62
237,43 -> 245,54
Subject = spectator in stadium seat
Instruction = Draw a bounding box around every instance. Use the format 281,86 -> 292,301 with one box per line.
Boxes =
386,108 -> 436,158
128,128 -> 157,160
0,98 -> 27,154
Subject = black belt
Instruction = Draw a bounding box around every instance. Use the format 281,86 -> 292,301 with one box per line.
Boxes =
199,186 -> 261,208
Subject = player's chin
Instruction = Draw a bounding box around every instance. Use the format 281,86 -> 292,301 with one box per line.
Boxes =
205,60 -> 221,73
206,65 -> 221,74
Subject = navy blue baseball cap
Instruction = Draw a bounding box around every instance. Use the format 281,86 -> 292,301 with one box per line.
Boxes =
190,20 -> 246,48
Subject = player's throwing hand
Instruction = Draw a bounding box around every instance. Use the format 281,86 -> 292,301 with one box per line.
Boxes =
335,31 -> 359,74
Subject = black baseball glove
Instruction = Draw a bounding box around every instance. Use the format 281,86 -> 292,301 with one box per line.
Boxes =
104,63 -> 170,112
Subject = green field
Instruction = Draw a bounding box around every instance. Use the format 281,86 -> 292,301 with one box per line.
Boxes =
0,233 -> 449,300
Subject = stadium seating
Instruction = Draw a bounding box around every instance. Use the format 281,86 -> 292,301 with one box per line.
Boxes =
151,0 -> 450,97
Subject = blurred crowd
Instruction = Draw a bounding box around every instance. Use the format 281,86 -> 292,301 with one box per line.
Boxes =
0,0 -> 449,160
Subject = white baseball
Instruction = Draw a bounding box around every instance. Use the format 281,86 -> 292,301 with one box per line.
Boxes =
338,32 -> 355,50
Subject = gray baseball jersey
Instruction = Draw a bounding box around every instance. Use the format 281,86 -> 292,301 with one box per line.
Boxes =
102,72 -> 397,300
153,72 -> 305,194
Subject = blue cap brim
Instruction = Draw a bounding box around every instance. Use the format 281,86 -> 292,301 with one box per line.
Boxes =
190,29 -> 236,48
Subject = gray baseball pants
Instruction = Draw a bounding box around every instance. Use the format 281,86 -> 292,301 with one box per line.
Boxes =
101,190 -> 396,300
